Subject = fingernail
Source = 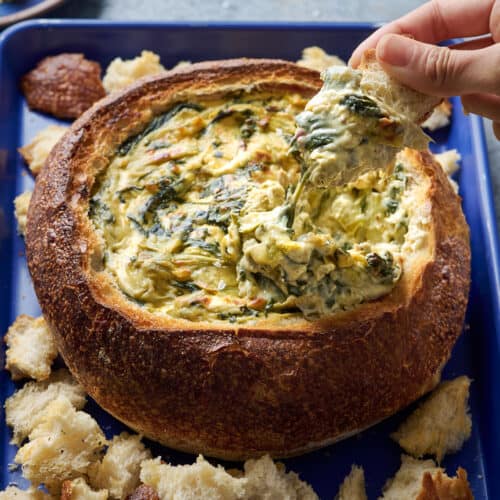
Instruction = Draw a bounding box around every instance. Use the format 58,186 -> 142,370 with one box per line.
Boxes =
377,34 -> 414,67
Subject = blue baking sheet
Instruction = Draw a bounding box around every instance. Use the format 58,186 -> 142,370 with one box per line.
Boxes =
1,21 -> 499,499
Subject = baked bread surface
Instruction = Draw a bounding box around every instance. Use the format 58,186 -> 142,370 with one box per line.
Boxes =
26,59 -> 470,460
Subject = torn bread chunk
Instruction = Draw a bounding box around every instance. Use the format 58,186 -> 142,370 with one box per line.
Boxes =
140,454 -> 318,500
294,49 -> 440,188
89,432 -> 151,499
296,46 -> 346,72
434,149 -> 461,177
392,376 -> 472,463
126,485 -> 159,500
0,487 -> 51,499
4,315 -> 57,381
422,100 -> 452,131
14,191 -> 32,237
380,455 -> 473,500
103,51 -> 165,93
15,397 -> 107,494
5,368 -> 87,446
18,125 -> 67,176
61,478 -> 108,500
336,465 -> 367,500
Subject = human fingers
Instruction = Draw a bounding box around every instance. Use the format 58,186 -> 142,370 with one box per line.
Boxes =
375,34 -> 500,97
461,94 -> 500,122
350,0 -> 495,67
493,121 -> 500,140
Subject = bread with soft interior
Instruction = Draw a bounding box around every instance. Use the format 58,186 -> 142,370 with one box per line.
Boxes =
0,487 -> 51,500
336,465 -> 367,500
61,478 -> 108,500
5,368 -> 86,446
4,314 -> 58,381
89,432 -> 151,499
380,455 -> 473,500
15,397 -> 107,494
14,191 -> 32,237
392,376 -> 472,463
19,125 -> 67,176
296,46 -> 346,72
26,58 -> 469,459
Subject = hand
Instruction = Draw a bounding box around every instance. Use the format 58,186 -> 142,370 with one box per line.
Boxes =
350,0 -> 500,139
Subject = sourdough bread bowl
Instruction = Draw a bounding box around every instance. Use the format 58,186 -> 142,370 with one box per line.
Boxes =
25,58 -> 470,460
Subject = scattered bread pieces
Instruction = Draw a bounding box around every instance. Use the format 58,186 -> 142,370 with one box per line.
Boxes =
336,465 -> 367,500
434,149 -> 461,177
89,432 -> 151,499
140,454 -> 318,500
392,376 -> 472,463
18,125 -> 67,175
296,46 -> 346,72
61,478 -> 108,500
103,51 -> 165,93
21,53 -> 106,119
15,397 -> 107,494
5,368 -> 87,446
4,314 -> 57,381
0,486 -> 50,499
380,455 -> 473,500
422,100 -> 452,131
14,191 -> 32,237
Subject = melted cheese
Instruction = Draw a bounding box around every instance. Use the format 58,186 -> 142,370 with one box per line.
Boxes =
294,66 -> 429,187
90,92 -> 420,323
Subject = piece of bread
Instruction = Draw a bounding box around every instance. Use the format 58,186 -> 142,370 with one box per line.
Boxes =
336,465 -> 367,500
89,432 -> 151,499
15,397 -> 106,493
296,46 -> 346,72
126,485 -> 159,500
422,100 -> 452,131
26,58 -> 470,459
61,478 -> 108,500
21,54 -> 106,120
434,150 -> 461,177
4,314 -> 58,381
380,455 -> 473,500
19,125 -> 68,176
392,376 -> 472,463
140,454 -> 317,500
359,49 -> 441,124
5,368 -> 86,446
103,51 -> 165,93
0,487 -> 51,499
14,191 -> 32,237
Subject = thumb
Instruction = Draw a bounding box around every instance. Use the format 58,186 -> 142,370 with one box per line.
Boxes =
375,33 -> 500,97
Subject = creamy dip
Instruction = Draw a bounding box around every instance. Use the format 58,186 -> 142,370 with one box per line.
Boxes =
90,91 -> 419,322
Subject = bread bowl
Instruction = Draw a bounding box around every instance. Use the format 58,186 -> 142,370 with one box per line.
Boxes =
25,58 -> 470,460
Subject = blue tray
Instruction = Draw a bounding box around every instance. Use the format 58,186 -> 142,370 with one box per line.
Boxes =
1,21 -> 499,499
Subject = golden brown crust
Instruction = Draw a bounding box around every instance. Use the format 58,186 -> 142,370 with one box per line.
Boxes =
21,53 -> 106,119
26,58 -> 470,460
417,468 -> 474,500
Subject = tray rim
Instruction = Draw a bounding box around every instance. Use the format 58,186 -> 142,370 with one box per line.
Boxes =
0,19 -> 499,499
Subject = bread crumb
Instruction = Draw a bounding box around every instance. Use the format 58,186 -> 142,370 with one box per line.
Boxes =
15,397 -> 107,494
171,61 -> 192,70
422,100 -> 452,131
434,149 -> 461,177
14,191 -> 32,237
296,46 -> 346,72
18,125 -> 67,175
5,368 -> 86,446
126,485 -> 159,500
392,376 -> 472,463
140,454 -> 318,500
336,465 -> 367,500
89,432 -> 151,499
103,51 -> 165,93
0,486 -> 50,499
380,455 -> 473,500
4,315 -> 57,381
61,478 -> 108,500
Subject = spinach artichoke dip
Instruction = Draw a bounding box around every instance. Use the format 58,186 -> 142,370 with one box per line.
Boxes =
294,66 -> 429,187
90,90 -> 424,322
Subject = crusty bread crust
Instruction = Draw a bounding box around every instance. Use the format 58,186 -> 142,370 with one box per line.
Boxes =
26,59 -> 470,460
